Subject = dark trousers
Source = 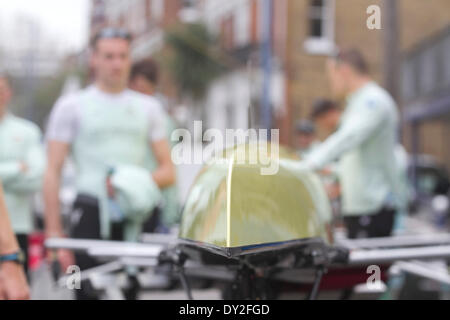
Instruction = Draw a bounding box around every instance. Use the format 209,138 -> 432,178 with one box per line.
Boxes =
343,206 -> 396,240
340,206 -> 395,300
16,234 -> 29,281
70,195 -> 143,300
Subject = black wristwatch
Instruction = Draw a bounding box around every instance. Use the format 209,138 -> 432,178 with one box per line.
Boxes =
0,251 -> 25,265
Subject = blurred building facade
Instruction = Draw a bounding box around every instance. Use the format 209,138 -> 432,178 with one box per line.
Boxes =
0,16 -> 64,78
198,0 -> 288,137
402,25 -> 450,172
285,0 -> 450,170
90,0 -> 186,60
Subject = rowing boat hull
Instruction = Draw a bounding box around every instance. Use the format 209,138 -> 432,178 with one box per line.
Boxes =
179,143 -> 332,256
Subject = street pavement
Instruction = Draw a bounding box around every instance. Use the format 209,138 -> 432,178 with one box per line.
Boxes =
30,264 -> 222,300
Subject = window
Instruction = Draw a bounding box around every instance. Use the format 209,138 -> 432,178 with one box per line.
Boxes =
419,46 -> 438,96
130,0 -> 146,34
181,0 -> 197,9
402,59 -> 417,102
234,1 -> 251,47
152,0 -> 164,21
309,0 -> 324,37
304,0 -> 336,55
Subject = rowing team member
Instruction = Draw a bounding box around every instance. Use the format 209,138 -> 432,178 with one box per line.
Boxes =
44,28 -> 176,300
301,49 -> 409,240
0,73 -> 45,282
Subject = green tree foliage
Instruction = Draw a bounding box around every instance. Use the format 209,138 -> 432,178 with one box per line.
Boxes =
164,23 -> 227,100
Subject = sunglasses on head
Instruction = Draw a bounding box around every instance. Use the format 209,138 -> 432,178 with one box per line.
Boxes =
93,28 -> 132,44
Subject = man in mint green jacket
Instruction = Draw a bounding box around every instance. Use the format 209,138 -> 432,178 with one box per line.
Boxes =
303,49 -> 408,239
0,75 -> 45,275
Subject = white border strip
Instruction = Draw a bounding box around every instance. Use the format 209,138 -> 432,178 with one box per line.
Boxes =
226,155 -> 235,247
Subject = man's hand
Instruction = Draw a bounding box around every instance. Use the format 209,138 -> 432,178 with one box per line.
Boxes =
0,262 -> 30,300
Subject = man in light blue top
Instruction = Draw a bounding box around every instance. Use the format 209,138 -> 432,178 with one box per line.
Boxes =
303,49 -> 407,239
44,28 -> 176,300
0,74 -> 45,277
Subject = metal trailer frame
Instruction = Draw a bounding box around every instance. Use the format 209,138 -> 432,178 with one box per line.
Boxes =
45,233 -> 450,300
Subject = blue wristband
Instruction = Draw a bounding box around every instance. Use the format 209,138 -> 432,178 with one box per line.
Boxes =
0,252 -> 22,264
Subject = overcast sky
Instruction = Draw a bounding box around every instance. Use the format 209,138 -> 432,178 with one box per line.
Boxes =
0,0 -> 91,54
